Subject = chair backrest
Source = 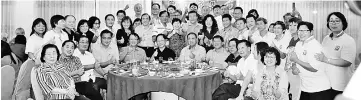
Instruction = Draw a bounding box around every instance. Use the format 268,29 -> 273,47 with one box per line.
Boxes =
2,65 -> 16,100
30,67 -> 44,100
12,59 -> 35,100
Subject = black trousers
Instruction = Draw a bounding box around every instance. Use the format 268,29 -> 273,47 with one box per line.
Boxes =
300,89 -> 332,100
329,89 -> 343,100
75,81 -> 103,100
139,46 -> 155,57
212,83 -> 242,100
93,77 -> 107,92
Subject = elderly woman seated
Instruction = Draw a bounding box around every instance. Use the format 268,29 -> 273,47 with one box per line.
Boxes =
35,44 -> 79,100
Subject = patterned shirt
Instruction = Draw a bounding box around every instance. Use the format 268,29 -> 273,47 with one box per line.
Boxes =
119,46 -> 147,63
36,62 -> 73,99
168,31 -> 186,57
252,67 -> 288,100
58,55 -> 83,82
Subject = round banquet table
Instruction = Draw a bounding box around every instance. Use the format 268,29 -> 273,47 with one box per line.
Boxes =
106,70 -> 222,100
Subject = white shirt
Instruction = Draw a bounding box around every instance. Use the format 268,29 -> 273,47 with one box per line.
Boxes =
237,29 -> 249,40
215,16 -> 224,30
179,45 -> 206,62
251,31 -> 275,45
235,54 -> 258,85
73,49 -> 96,82
294,37 -> 331,92
25,34 -> 44,57
135,25 -> 156,47
322,32 -> 356,91
43,30 -> 69,53
343,64 -> 361,100
272,34 -> 292,53
153,22 -> 173,35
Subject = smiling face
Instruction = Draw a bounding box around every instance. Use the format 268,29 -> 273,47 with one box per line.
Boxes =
101,33 -> 112,46
205,17 -> 213,28
56,19 -> 66,29
328,15 -> 343,32
129,34 -> 138,47
173,21 -> 181,30
222,17 -> 231,27
117,13 -> 125,22
264,53 -> 276,67
273,24 -> 284,36
187,34 -> 197,46
156,35 -> 166,48
62,42 -> 75,56
122,19 -> 131,29
34,22 -> 46,34
93,20 -> 100,30
141,14 -> 150,26
44,47 -> 58,64
256,21 -> 266,31
298,25 -> 312,41
233,9 -> 243,20
190,5 -> 198,12
246,17 -> 255,29
78,37 -> 89,51
237,42 -> 250,57
79,23 -> 89,34
189,13 -> 198,24
235,20 -> 246,30
105,16 -> 115,27
228,41 -> 237,54
152,5 -> 160,15
213,38 -> 222,49
289,22 -> 298,33
65,16 -> 76,29
160,12 -> 169,23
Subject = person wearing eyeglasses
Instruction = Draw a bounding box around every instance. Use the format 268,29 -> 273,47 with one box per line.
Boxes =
314,12 -> 357,100
150,34 -> 176,61
288,21 -> 332,100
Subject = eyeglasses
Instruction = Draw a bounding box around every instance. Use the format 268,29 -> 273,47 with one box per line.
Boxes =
265,55 -> 276,59
298,30 -> 310,32
328,20 -> 341,24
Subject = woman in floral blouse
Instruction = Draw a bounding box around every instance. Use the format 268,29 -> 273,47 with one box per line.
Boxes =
168,18 -> 186,57
237,47 -> 288,100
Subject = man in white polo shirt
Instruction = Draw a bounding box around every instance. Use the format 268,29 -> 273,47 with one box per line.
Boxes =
73,36 -> 96,82
290,21 -> 332,100
314,12 -> 356,100
212,40 -> 258,100
250,17 -> 275,45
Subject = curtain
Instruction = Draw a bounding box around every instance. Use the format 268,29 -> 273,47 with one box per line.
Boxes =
35,0 -> 96,29
96,0 -> 150,28
1,1 -> 16,42
237,0 -> 361,65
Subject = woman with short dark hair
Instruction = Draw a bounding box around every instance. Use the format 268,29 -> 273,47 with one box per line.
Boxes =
36,44 -> 79,100
315,12 -> 356,100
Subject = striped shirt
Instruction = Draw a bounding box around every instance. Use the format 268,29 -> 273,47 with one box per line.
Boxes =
36,62 -> 73,99
58,55 -> 83,82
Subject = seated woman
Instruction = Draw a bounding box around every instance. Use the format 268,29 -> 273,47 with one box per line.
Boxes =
10,35 -> 28,62
119,33 -> 147,63
35,44 -> 79,100
1,40 -> 18,67
237,47 -> 288,100
151,34 -> 176,61
116,16 -> 135,48
58,40 -> 103,100
225,38 -> 241,66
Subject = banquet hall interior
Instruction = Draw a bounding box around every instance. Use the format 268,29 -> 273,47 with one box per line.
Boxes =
1,0 -> 361,100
